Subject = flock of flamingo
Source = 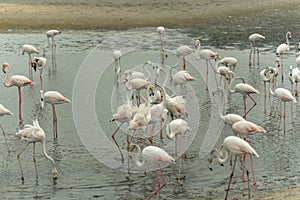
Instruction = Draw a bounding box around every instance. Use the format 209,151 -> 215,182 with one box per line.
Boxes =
109,27 -> 299,199
0,30 -> 71,184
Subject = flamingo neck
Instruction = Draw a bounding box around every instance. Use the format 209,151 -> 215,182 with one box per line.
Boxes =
217,145 -> 230,164
3,65 -> 11,87
286,32 -> 290,47
42,140 -> 58,178
134,144 -> 145,167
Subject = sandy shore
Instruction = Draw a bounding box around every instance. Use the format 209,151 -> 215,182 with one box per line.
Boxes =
0,0 -> 299,31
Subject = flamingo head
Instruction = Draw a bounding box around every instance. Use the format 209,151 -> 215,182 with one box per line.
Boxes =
2,63 -> 9,73
287,31 -> 292,39
157,26 -> 165,34
194,39 -> 200,48
31,61 -> 37,72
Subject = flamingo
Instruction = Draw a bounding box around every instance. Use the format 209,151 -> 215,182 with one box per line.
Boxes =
296,51 -> 300,68
134,144 -> 175,200
123,61 -> 153,83
213,87 -> 245,125
2,63 -> 34,123
216,66 -> 232,89
171,70 -> 196,95
22,44 -> 39,80
156,84 -> 188,119
217,56 -> 238,71
248,33 -> 265,66
195,39 -> 219,89
173,45 -> 194,71
166,118 -> 189,185
148,103 -> 167,144
260,66 -> 275,112
228,71 -> 260,119
125,78 -> 154,105
208,135 -> 259,200
45,30 -> 62,68
0,104 -> 13,152
276,31 -> 292,82
113,50 -> 122,86
32,57 -> 47,90
289,65 -> 300,96
269,72 -> 296,135
110,98 -> 137,163
157,26 -> 166,65
40,90 -> 71,140
15,119 -> 58,183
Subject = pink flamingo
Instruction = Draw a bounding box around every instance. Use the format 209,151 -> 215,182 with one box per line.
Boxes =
269,72 -> 296,135
22,44 -> 39,80
157,26 -> 166,65
15,119 -> 57,184
110,98 -> 137,163
166,118 -> 189,185
232,120 -> 266,185
248,33 -> 265,66
171,70 -> 196,95
217,56 -> 238,71
2,63 -> 34,123
276,31 -> 291,82
113,50 -> 122,86
134,144 -> 175,200
32,57 -> 47,90
289,65 -> 300,96
45,30 -> 62,68
0,104 -> 13,152
174,45 -> 194,70
228,71 -> 260,119
40,90 -> 71,140
208,135 -> 259,200
195,39 -> 219,90
216,66 -> 232,89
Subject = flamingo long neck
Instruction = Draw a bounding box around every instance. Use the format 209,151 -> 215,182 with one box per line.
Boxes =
165,113 -> 174,139
195,41 -> 201,59
216,145 -> 230,164
228,71 -> 236,93
3,65 -> 11,87
42,140 -> 58,178
286,32 -> 290,47
142,61 -> 152,81
135,145 -> 145,167
269,74 -> 275,96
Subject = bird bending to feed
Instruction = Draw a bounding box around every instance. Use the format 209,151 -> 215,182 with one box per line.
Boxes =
15,119 -> 57,184
44,30 -> 62,68
22,44 -> 39,80
133,144 -> 175,200
40,90 -> 71,140
289,65 -> 300,96
208,135 -> 259,200
32,57 -> 47,90
217,56 -> 238,71
0,104 -> 13,152
171,70 -> 196,95
113,50 -> 122,86
248,33 -> 265,66
228,71 -> 260,119
173,45 -> 194,71
2,63 -> 34,123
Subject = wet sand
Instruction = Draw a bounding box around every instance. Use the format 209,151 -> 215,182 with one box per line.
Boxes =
0,0 -> 299,30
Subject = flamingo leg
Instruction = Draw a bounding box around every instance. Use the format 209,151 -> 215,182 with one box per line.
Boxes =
243,95 -> 247,119
32,143 -> 38,179
241,157 -> 251,200
18,87 -> 23,123
283,101 -> 286,135
209,61 -> 219,87
52,105 -> 58,140
111,122 -> 125,163
40,69 -> 43,90
17,142 -> 30,184
264,82 -> 266,113
159,116 -> 163,140
244,94 -> 257,118
28,54 -> 33,80
0,122 -> 10,153
249,47 -> 253,66
183,57 -> 186,70
296,82 -> 298,97
249,154 -> 256,185
149,124 -> 155,145
205,62 -> 208,90
225,154 -> 238,200
278,101 -> 282,135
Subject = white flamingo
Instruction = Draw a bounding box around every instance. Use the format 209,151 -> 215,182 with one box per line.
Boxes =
248,33 -> 265,66
22,44 -> 39,80
276,31 -> 292,82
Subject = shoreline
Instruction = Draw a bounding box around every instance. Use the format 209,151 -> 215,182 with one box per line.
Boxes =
0,1 -> 299,31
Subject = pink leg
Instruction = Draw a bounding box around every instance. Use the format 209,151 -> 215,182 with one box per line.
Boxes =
243,95 -> 247,119
205,62 -> 208,90
249,154 -> 256,185
52,105 -> 58,140
183,57 -> 186,70
225,155 -> 237,200
0,123 -> 10,153
209,61 -> 219,87
283,101 -> 286,135
278,101 -> 282,135
111,122 -> 124,163
33,143 -> 38,179
18,87 -> 23,122
264,82 -> 266,113
17,142 -> 30,184
244,94 -> 257,118
149,124 -> 155,145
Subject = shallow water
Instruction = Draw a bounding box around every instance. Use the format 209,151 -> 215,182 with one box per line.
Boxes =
0,22 -> 300,200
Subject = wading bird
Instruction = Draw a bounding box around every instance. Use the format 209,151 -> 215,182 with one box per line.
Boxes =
113,50 -> 122,86
32,57 -> 47,90
217,56 -> 238,71
44,30 -> 62,68
40,90 -> 71,140
208,135 -> 259,200
134,144 -> 175,200
0,104 -> 13,152
15,119 -> 57,184
248,33 -> 265,66
276,31 -> 292,82
22,44 -> 39,80
2,63 -> 34,123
